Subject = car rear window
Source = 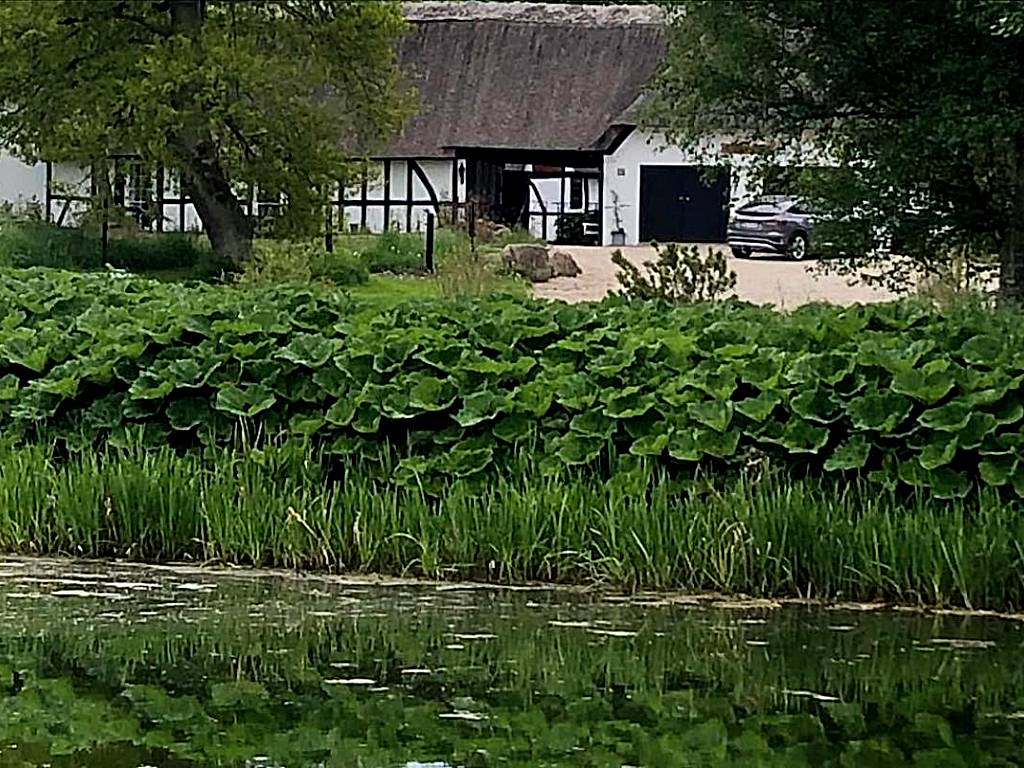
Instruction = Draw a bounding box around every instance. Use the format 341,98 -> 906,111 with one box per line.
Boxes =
738,202 -> 786,216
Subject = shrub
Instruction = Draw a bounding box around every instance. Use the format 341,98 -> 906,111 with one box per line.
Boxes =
239,240 -> 368,286
0,220 -> 212,272
311,249 -> 371,286
1,269 -> 1023,504
357,229 -> 425,274
0,220 -> 226,279
613,243 -> 737,303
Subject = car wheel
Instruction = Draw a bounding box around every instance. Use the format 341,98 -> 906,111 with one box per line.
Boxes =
730,247 -> 751,259
787,232 -> 809,261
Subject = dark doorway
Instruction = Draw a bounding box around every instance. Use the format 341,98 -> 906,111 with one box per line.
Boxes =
639,165 -> 731,243
500,170 -> 530,229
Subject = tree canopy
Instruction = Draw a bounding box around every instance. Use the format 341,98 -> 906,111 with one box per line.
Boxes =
648,0 -> 1024,302
0,0 -> 409,263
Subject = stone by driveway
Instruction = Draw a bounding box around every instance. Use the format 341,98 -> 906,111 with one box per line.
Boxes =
533,245 -> 899,307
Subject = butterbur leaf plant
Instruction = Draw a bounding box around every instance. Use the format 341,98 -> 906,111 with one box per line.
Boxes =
613,243 -> 737,303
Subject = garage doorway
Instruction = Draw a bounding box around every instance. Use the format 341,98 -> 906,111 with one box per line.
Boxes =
639,165 -> 731,243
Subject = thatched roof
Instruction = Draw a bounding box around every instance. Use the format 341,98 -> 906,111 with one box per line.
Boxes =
388,2 -> 667,157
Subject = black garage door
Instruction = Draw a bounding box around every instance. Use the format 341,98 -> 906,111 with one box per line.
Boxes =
639,165 -> 731,243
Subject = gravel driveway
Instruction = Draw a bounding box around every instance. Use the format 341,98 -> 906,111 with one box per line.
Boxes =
532,245 -> 898,307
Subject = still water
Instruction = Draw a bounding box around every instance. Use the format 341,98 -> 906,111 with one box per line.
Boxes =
1,558 -> 1023,767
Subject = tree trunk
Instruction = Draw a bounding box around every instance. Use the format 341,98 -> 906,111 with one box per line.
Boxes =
1001,151 -> 1024,306
164,0 -> 253,266
178,139 -> 254,265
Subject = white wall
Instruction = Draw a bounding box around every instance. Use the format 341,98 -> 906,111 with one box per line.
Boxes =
48,163 -> 90,225
0,153 -> 46,210
343,158 -> 455,234
528,175 -> 600,241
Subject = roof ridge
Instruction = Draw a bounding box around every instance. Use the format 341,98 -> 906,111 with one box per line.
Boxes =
403,2 -> 665,26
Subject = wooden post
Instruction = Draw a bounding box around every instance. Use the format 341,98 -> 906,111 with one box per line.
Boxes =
155,167 -> 165,233
101,193 -> 109,263
382,159 -> 392,231
325,186 -> 334,253
425,212 -> 435,273
44,162 -> 52,223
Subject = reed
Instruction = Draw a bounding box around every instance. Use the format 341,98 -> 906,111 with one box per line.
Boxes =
0,440 -> 1021,609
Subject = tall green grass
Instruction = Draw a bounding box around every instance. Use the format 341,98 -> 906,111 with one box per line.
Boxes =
0,441 -> 1021,609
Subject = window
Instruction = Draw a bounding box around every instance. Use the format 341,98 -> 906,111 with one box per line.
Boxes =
569,177 -> 583,210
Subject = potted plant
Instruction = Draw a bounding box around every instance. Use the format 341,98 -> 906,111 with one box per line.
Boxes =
609,190 -> 627,246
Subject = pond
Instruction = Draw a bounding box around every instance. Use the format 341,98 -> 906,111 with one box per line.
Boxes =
1,559 -> 1023,767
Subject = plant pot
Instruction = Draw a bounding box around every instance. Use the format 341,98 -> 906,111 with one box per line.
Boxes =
611,229 -> 626,246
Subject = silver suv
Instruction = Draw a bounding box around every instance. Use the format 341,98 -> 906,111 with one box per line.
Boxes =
727,196 -> 814,260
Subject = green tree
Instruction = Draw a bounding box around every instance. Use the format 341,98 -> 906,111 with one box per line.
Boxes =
648,0 -> 1024,302
0,0 -> 409,264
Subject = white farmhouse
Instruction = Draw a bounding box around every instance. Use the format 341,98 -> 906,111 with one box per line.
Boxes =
0,2 -> 797,247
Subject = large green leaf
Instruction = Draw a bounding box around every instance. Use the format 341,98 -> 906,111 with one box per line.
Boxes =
446,441 -> 494,477
0,373 -> 19,401
738,354 -> 783,388
279,333 -> 335,368
667,427 -> 740,461
630,430 -> 670,457
779,418 -> 830,454
989,398 -> 1024,427
700,427 -> 741,459
919,400 -> 972,432
891,359 -> 956,404
455,391 -> 509,427
603,387 -> 656,419
960,334 -> 1004,366
790,387 -> 841,424
570,411 -> 615,439
129,375 -> 175,401
325,397 -> 357,427
214,385 -> 277,417
555,374 -> 599,410
928,467 -> 972,500
351,402 -> 382,434
686,400 -> 733,433
917,434 -> 958,471
554,433 -> 604,465
957,412 -> 997,449
845,391 -> 913,433
667,428 -> 701,462
824,435 -> 871,471
681,367 -> 737,399
590,348 -> 636,377
492,413 -> 534,444
979,456 -> 1017,487
786,351 -> 855,385
734,391 -> 781,422
408,375 -> 458,413
166,397 -> 213,431
513,380 -> 554,418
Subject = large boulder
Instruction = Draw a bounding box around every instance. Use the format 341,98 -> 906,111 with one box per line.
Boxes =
549,249 -> 582,278
502,244 -> 555,282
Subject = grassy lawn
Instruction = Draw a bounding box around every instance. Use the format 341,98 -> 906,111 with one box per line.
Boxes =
346,274 -> 443,303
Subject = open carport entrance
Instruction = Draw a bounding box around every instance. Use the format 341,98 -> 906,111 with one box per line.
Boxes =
456,147 -> 603,245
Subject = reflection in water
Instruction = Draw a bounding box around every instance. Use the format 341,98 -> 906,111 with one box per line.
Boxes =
1,559 -> 1023,766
